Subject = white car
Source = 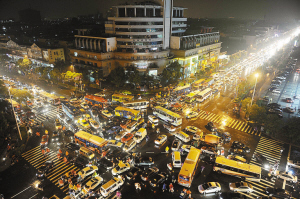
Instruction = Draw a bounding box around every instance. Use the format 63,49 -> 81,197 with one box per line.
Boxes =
163,124 -> 176,132
148,115 -> 159,124
198,182 -> 221,194
185,126 -> 201,134
186,111 -> 199,118
81,102 -> 90,109
171,139 -> 181,151
277,171 -> 298,183
90,119 -> 100,129
78,166 -> 98,180
181,145 -> 193,153
229,182 -> 253,193
112,161 -> 130,175
102,110 -> 113,118
272,89 -> 281,94
154,135 -> 167,145
85,176 -> 103,191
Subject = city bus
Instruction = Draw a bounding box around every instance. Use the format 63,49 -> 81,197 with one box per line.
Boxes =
84,95 -> 107,108
61,101 -> 81,120
185,91 -> 199,103
173,84 -> 191,94
114,106 -> 141,121
213,156 -> 261,182
193,79 -> 205,90
153,106 -> 182,126
74,130 -> 108,154
112,94 -> 134,103
178,148 -> 201,187
196,88 -> 212,103
123,99 -> 149,110
39,91 -> 60,105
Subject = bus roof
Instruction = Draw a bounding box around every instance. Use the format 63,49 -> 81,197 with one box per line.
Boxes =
194,79 -> 205,85
186,91 -> 199,98
123,99 -> 148,104
112,94 -> 134,99
154,106 -> 182,119
85,95 -> 107,103
179,148 -> 201,177
215,156 -> 261,174
198,88 -> 212,96
115,106 -> 140,115
75,131 -> 107,147
174,84 -> 191,92
39,91 -> 59,100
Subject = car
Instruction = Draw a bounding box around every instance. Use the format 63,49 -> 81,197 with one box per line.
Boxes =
276,171 -> 298,183
121,133 -> 134,143
91,109 -> 99,118
125,167 -> 142,181
186,111 -> 199,118
265,187 -> 291,198
51,131 -> 60,142
171,139 -> 181,151
286,98 -> 293,103
40,135 -> 49,146
284,107 -> 295,113
102,110 -> 113,118
268,87 -> 277,91
65,143 -> 80,153
185,126 -> 201,134
263,96 -> 270,102
85,176 -> 103,191
228,148 -> 245,157
141,167 -> 159,181
267,103 -> 281,108
26,111 -> 35,119
231,141 -> 250,153
69,123 -> 79,132
90,119 -> 100,129
78,118 -> 90,128
36,161 -> 54,178
253,152 -> 270,169
154,135 -> 167,145
148,115 -> 159,123
55,119 -> 62,130
268,108 -> 282,114
57,113 -> 65,121
70,98 -> 80,103
181,145 -> 193,153
207,122 -> 217,132
112,161 -> 130,175
149,172 -> 168,187
107,140 -> 123,148
229,182 -> 253,193
201,146 -> 218,156
97,157 -> 114,170
163,124 -> 176,132
107,126 -> 122,135
78,166 -> 98,180
81,102 -> 90,109
272,89 -> 281,94
198,182 -> 221,194
227,155 -> 246,163
83,114 -> 92,121
134,157 -> 154,166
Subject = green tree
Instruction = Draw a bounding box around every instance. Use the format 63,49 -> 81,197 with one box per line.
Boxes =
10,89 -> 33,104
107,66 -> 126,88
241,97 -> 252,114
127,67 -> 141,86
162,61 -> 183,85
54,60 -> 68,73
283,117 -> 300,144
49,68 -> 61,82
248,104 -> 266,125
264,114 -> 283,137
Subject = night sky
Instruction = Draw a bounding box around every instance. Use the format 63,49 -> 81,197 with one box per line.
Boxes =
0,0 -> 299,21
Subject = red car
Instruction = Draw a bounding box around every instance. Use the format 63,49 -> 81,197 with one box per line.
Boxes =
41,135 -> 49,146
121,133 -> 133,143
286,98 -> 293,103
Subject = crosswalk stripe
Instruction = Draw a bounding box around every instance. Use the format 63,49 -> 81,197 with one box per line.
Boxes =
22,148 -> 40,158
229,120 -> 237,128
51,165 -> 76,183
237,191 -> 255,199
232,120 -> 240,129
22,146 -> 40,156
260,179 -> 274,185
48,164 -> 72,180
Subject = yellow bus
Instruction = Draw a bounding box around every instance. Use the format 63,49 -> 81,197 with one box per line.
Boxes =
74,131 -> 108,154
153,106 -> 182,126
185,91 -> 199,103
112,94 -> 134,103
178,148 -> 201,187
114,106 -> 141,121
196,88 -> 212,103
213,156 -> 261,182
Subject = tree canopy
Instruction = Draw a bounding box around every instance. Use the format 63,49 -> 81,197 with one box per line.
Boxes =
248,104 -> 266,125
107,66 -> 126,88
161,61 -> 183,85
10,88 -> 33,104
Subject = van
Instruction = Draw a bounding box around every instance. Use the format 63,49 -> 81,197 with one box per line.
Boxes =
126,121 -> 138,133
100,176 -> 124,197
79,147 -> 95,160
123,139 -> 136,152
175,131 -> 190,143
172,151 -> 181,168
133,128 -> 147,143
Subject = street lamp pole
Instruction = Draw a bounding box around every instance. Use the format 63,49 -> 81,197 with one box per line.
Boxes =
251,74 -> 259,106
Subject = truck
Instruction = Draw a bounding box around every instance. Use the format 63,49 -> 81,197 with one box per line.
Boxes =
133,128 -> 147,143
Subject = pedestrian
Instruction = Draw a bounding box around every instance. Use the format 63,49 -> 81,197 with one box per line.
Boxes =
172,175 -> 176,183
187,189 -> 192,198
46,148 -> 50,153
169,183 -> 174,193
59,148 -> 62,154
116,191 -> 121,199
162,183 -> 167,192
41,149 -> 45,157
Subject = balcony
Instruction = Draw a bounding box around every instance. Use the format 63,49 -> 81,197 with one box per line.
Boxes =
116,31 -> 163,36
108,17 -> 163,22
115,25 -> 163,29
117,38 -> 163,42
117,44 -> 163,49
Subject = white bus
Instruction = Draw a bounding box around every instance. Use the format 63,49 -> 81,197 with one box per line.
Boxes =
196,88 -> 212,103
214,156 -> 261,182
123,100 -> 149,110
153,106 -> 182,126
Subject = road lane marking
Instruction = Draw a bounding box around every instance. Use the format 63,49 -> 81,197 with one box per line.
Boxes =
11,186 -> 31,198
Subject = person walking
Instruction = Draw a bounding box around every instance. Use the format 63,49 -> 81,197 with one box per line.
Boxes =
187,189 -> 192,198
162,183 -> 167,192
41,149 -> 46,157
172,175 -> 176,183
169,183 -> 174,193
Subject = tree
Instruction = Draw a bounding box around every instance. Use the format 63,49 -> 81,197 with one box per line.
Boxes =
49,68 -> 61,82
54,60 -> 68,73
283,117 -> 300,144
107,66 -> 126,88
248,104 -> 266,125
17,58 -> 32,71
241,97 -> 252,114
10,89 -> 33,104
127,67 -> 141,86
162,61 -> 183,85
264,114 -> 283,137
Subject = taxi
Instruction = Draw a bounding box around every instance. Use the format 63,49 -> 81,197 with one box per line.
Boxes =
78,118 -> 90,128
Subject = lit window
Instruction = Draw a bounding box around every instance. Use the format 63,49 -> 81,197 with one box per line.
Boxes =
74,52 -> 78,57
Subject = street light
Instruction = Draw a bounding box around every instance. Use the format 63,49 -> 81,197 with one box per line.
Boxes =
251,73 -> 259,106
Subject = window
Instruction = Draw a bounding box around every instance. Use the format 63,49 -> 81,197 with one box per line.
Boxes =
108,42 -> 110,45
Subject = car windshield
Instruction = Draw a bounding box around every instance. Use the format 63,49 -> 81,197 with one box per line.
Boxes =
202,183 -> 209,190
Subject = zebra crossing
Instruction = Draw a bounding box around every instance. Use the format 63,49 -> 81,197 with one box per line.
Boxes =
35,105 -> 61,123
249,136 -> 284,168
21,146 -> 88,194
185,108 -> 259,136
